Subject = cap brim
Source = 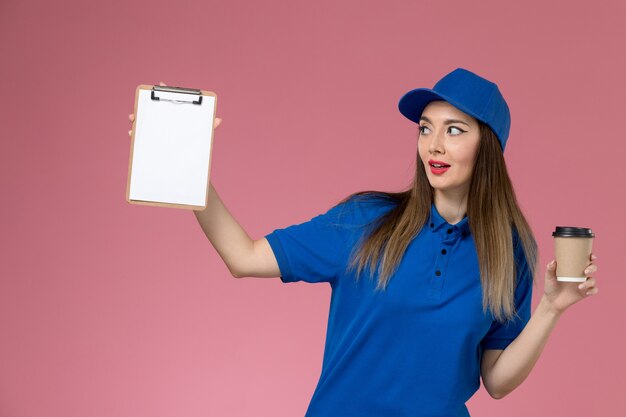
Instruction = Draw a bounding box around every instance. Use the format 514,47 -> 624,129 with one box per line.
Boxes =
398,88 -> 481,126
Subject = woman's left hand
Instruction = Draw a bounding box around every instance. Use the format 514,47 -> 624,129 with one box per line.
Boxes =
543,253 -> 599,315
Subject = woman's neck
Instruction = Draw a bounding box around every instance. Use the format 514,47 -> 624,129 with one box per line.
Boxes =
433,189 -> 469,225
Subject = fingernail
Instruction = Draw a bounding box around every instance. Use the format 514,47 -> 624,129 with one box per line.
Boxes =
578,284 -> 584,289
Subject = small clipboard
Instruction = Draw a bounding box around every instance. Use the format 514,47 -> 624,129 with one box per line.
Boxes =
126,85 -> 217,210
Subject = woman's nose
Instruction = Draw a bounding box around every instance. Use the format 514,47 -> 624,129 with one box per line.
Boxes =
429,129 -> 445,154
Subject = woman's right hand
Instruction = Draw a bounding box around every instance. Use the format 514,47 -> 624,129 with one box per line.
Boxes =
127,81 -> 222,137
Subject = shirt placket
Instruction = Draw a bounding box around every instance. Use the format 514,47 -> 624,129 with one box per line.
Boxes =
427,226 -> 461,300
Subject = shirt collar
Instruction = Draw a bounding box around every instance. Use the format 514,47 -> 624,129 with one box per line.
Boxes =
428,203 -> 471,236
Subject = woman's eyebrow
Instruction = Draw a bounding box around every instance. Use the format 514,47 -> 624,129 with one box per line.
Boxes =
419,116 -> 471,127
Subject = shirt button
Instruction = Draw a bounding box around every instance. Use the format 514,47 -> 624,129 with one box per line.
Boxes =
441,249 -> 447,255
435,270 -> 441,276
447,228 -> 453,234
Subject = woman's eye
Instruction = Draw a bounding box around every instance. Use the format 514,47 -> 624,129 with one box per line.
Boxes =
449,126 -> 465,135
419,125 -> 431,134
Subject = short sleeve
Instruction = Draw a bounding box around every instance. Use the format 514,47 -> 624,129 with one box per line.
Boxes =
264,200 -> 354,284
480,235 -> 534,350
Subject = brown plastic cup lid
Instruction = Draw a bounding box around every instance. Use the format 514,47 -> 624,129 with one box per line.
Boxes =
552,226 -> 595,238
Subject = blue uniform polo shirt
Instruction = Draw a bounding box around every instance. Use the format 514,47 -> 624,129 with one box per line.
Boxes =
265,195 -> 533,417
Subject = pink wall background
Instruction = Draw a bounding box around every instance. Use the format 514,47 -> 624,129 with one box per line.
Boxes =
1,0 -> 624,416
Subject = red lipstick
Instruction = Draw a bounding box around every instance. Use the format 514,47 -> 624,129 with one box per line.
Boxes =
428,159 -> 451,175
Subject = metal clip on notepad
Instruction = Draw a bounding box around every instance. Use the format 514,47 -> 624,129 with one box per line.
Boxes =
150,85 -> 203,105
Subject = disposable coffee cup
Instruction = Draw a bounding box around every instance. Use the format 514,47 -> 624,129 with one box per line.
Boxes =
552,226 -> 595,282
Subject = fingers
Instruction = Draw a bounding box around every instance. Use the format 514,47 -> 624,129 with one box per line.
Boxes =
579,277 -> 599,296
579,277 -> 596,289
214,117 -> 222,129
584,264 -> 597,275
544,260 -> 558,285
580,261 -> 599,295
128,113 -> 135,137
159,81 -> 166,86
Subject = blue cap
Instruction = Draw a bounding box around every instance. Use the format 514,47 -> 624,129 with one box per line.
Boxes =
398,68 -> 511,152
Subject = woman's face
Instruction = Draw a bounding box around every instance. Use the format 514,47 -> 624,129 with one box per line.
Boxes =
417,100 -> 481,196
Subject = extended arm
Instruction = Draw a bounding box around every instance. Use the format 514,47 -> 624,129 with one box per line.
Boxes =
480,296 -> 560,399
194,182 -> 281,278
481,256 -> 599,399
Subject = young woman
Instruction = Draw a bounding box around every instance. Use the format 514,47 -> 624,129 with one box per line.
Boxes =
129,68 -> 599,417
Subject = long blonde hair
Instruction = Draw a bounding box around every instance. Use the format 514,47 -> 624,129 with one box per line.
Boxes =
337,121 -> 537,323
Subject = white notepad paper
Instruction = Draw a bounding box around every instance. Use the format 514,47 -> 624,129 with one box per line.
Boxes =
128,87 -> 216,208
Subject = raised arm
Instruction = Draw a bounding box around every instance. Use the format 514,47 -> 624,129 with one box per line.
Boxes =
127,105 -> 280,279
193,182 -> 281,278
